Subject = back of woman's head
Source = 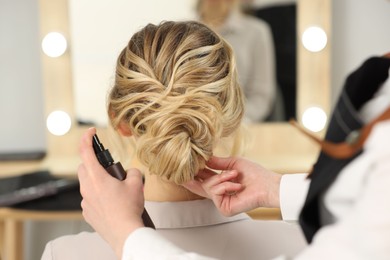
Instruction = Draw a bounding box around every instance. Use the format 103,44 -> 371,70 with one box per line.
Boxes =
109,21 -> 244,184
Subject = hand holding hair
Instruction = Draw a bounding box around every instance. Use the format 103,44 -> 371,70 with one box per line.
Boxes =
183,156 -> 282,216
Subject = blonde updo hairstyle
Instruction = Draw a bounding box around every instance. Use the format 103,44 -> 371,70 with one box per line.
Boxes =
108,21 -> 244,185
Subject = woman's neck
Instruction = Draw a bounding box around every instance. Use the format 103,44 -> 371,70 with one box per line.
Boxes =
143,171 -> 204,202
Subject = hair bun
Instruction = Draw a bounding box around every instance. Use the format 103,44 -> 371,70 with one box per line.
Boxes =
136,95 -> 222,184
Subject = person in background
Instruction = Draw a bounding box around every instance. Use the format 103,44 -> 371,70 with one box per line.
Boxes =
246,0 -> 297,120
197,0 -> 278,122
76,54 -> 390,259
41,20 -> 306,260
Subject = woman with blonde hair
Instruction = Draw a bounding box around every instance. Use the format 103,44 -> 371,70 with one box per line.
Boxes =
42,20 -> 306,260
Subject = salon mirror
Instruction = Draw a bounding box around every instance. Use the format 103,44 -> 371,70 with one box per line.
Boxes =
63,0 -> 330,126
68,0 -> 304,125
39,0 -> 330,173
67,0 -> 301,125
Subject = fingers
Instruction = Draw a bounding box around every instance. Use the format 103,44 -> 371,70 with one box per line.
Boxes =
80,198 -> 91,222
210,181 -> 242,196
125,168 -> 143,180
78,128 -> 114,200
202,170 -> 239,188
206,156 -> 238,171
79,127 -> 96,155
79,127 -> 102,174
196,168 -> 218,180
201,170 -> 242,197
182,180 -> 207,197
183,170 -> 242,198
77,164 -> 88,194
124,168 -> 144,191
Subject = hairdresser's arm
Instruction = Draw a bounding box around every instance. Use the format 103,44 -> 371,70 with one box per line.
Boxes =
184,156 -> 309,220
78,128 -> 216,260
78,128 -> 145,257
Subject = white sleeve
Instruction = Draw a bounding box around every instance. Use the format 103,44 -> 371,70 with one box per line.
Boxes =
280,173 -> 310,221
293,141 -> 390,260
122,228 -> 217,260
41,242 -> 53,260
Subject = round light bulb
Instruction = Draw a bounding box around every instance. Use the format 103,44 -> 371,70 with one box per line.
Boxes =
302,107 -> 327,132
302,26 -> 327,52
46,110 -> 72,136
42,32 -> 67,57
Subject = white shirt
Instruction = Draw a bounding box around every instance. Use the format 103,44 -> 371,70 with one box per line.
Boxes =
42,200 -> 306,260
126,200 -> 306,260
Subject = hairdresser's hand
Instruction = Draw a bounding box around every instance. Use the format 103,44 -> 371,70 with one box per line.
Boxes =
183,156 -> 282,216
78,128 -> 145,258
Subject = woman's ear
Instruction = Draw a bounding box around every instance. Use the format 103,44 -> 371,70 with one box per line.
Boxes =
117,122 -> 133,136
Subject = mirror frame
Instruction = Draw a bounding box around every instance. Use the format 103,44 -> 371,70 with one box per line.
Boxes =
39,0 -> 331,174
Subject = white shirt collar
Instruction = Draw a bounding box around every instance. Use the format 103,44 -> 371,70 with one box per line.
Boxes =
145,199 -> 250,229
